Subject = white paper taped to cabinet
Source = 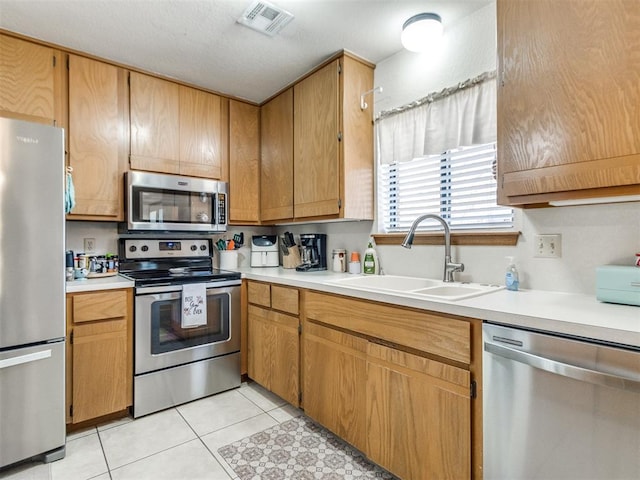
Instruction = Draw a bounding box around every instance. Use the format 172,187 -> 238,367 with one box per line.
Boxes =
181,283 -> 207,328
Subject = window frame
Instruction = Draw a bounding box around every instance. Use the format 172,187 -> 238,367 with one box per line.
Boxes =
375,142 -> 521,247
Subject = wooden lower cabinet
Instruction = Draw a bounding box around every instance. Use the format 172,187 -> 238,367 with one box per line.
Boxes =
66,289 -> 133,425
302,321 -> 367,452
247,281 -> 300,406
302,290 -> 477,480
366,342 -> 471,480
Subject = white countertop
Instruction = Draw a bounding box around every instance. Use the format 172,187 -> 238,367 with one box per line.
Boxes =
66,275 -> 134,293
237,267 -> 640,348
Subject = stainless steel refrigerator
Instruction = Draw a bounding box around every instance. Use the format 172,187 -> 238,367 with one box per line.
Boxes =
0,117 -> 66,468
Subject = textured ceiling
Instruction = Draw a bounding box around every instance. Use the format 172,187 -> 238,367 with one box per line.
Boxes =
0,0 -> 491,103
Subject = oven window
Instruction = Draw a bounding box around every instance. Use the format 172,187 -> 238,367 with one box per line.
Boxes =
132,186 -> 214,224
150,292 -> 230,354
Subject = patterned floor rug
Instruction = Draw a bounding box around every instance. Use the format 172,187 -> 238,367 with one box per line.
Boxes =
218,415 -> 398,479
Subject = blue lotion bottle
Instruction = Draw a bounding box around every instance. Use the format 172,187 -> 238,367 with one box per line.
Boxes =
505,256 -> 519,291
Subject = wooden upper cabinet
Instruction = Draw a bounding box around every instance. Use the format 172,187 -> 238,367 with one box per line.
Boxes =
67,54 -> 128,220
0,33 -> 62,125
129,72 -> 180,173
293,53 -> 374,221
497,0 -> 640,205
294,60 -> 340,218
229,99 -> 260,223
129,72 -> 226,179
179,86 -> 225,179
261,88 -> 294,223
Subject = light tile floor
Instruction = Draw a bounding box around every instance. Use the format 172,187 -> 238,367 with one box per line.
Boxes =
0,382 -> 302,480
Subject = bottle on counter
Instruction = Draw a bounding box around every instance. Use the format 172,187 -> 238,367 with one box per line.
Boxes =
505,256 -> 519,291
363,241 -> 378,275
349,251 -> 361,274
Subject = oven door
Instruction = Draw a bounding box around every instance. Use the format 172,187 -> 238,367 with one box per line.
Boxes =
134,283 -> 240,375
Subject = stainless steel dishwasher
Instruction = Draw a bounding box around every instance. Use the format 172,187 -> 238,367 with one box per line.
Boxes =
483,323 -> 640,480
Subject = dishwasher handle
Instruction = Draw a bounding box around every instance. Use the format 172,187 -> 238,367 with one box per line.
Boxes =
484,341 -> 640,394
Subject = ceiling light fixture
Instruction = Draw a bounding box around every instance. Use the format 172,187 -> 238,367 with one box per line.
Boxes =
401,13 -> 443,53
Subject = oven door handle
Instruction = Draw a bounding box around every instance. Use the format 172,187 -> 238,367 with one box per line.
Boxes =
136,279 -> 241,295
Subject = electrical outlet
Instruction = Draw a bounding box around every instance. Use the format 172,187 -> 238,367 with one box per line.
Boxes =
534,234 -> 561,258
84,237 -> 96,253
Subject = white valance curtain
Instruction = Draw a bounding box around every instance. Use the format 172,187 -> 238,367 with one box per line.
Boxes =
376,71 -> 497,164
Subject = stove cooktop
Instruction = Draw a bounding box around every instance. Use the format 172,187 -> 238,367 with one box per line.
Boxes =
118,238 -> 241,286
120,267 -> 241,286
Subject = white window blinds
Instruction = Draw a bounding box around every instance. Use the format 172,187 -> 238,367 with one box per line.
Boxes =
379,142 -> 513,232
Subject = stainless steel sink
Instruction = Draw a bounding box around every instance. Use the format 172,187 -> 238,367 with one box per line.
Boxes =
327,275 -> 503,301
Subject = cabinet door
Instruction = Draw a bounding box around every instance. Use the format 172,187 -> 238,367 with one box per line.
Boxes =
68,54 -> 127,219
497,0 -> 640,204
366,342 -> 471,480
0,34 -> 61,125
303,320 -> 367,452
341,55 -> 374,220
179,86 -> 225,179
247,304 -> 273,389
261,88 -> 294,222
269,311 -> 299,407
294,60 -> 340,218
130,72 -> 180,173
229,100 -> 260,222
247,304 -> 300,406
72,318 -> 128,423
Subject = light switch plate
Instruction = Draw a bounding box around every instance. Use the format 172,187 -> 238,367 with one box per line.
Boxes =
534,234 -> 561,258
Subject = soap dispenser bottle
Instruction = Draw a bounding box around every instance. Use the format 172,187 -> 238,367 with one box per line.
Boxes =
505,256 -> 519,291
363,241 -> 377,275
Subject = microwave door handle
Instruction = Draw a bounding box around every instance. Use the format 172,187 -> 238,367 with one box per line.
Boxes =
484,342 -> 640,394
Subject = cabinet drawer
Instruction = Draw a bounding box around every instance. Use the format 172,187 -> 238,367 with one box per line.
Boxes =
367,341 -> 469,390
271,285 -> 298,315
73,317 -> 127,339
72,290 -> 128,323
247,281 -> 271,308
305,291 -> 471,364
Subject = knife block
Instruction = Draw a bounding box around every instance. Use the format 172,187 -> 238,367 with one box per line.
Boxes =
282,246 -> 302,269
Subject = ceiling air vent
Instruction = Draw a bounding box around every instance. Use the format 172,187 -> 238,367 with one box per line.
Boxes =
237,0 -> 294,37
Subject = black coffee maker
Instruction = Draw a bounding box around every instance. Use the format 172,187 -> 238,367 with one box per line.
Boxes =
296,233 -> 327,271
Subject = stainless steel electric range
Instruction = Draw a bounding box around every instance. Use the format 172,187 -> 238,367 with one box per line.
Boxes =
119,238 -> 241,418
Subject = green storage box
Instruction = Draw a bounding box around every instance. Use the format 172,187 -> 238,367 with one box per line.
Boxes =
596,265 -> 640,307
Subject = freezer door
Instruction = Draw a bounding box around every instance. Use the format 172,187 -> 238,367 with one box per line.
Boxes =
0,117 -> 65,348
0,342 -> 65,468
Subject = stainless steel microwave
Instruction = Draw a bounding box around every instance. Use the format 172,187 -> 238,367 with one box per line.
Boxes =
124,171 -> 227,233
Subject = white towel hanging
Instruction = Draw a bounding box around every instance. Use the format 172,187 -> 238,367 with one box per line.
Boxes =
181,283 -> 207,328
65,166 -> 75,214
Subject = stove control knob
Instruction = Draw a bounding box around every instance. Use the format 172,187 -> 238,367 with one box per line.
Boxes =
200,245 -> 207,251
129,246 -> 137,252
191,245 -> 197,251
141,245 -> 149,252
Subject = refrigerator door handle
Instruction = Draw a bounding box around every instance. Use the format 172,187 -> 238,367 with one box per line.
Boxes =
0,349 -> 52,369
484,341 -> 640,393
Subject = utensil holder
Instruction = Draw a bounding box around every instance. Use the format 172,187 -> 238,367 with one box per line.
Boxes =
282,246 -> 302,269
219,250 -> 239,270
